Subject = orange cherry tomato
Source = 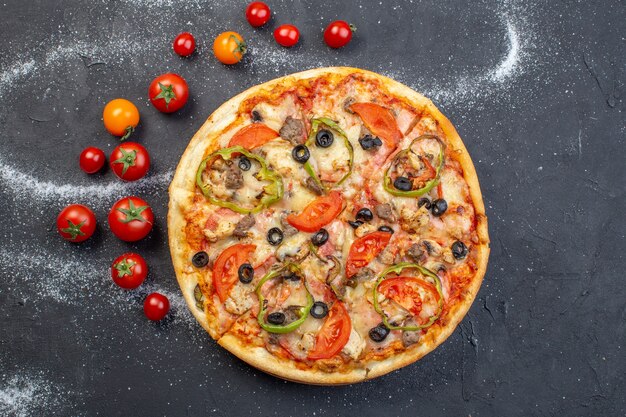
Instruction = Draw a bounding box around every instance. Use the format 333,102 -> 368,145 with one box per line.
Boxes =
286,191 -> 344,233
307,301 -> 351,360
345,231 -> 392,278
103,98 -> 140,140
228,124 -> 279,149
213,31 -> 247,65
213,243 -> 256,302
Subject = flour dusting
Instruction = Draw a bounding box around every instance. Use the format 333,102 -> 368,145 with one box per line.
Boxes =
0,374 -> 65,417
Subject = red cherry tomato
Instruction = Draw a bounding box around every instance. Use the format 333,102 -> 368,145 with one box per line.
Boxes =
173,32 -> 196,57
324,20 -> 355,48
144,293 -> 170,321
274,24 -> 300,47
109,142 -> 150,181
246,2 -> 271,27
79,147 -> 106,174
149,73 -> 189,113
108,196 -> 154,242
286,191 -> 344,232
56,204 -> 96,243
111,252 -> 148,289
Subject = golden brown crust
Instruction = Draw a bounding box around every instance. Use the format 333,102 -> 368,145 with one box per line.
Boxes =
168,67 -> 490,385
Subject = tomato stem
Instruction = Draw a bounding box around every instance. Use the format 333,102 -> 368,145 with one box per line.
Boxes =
121,126 -> 134,141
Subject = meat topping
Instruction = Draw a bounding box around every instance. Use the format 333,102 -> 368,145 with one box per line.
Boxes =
279,116 -> 306,145
232,214 -> 255,237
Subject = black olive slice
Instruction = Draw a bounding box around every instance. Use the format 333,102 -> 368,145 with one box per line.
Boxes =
267,227 -> 284,246
192,251 -> 209,268
348,220 -> 363,229
238,263 -> 254,284
292,144 -> 310,163
431,199 -> 448,216
356,208 -> 374,222
393,176 -> 412,191
451,241 -> 468,260
311,228 -> 329,246
310,301 -> 329,319
267,312 -> 286,325
369,323 -> 390,342
238,156 -> 252,171
378,225 -> 394,234
315,129 -> 334,148
418,197 -> 431,209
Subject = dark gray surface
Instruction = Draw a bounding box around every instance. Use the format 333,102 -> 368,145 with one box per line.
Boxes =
0,0 -> 624,416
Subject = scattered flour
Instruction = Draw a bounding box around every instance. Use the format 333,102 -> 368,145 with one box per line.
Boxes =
0,373 -> 66,417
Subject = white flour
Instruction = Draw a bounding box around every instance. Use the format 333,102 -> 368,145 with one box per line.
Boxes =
0,374 -> 64,417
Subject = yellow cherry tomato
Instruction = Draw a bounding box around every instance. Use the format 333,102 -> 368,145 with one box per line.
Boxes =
213,31 -> 247,65
103,98 -> 140,140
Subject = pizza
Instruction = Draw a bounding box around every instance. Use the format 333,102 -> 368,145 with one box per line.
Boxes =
168,67 -> 489,384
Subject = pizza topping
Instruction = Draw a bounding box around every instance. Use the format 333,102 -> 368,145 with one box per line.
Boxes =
399,206 -> 430,233
233,214 -> 256,238
315,129 -> 334,148
279,116 -> 306,145
431,198 -> 448,217
238,263 -> 255,284
304,176 -> 324,195
406,243 -> 424,262
341,328 -> 366,360
368,323 -> 390,342
311,228 -> 329,246
345,231 -> 392,278
303,118 -> 354,191
228,123 -> 280,149
401,320 -> 421,347
348,220 -> 363,229
192,251 -> 210,268
451,240 -> 468,260
267,227 -> 284,246
384,135 -> 445,197
196,146 -> 283,214
238,156 -> 252,171
279,212 -> 299,237
307,301 -> 352,360
374,203 -> 395,221
378,225 -> 394,234
310,301 -> 329,319
355,207 -> 374,222
373,263 -> 444,331
267,312 -> 286,325
418,197 -> 431,209
353,222 -> 377,238
291,144 -> 310,163
349,102 -> 402,149
256,264 -> 314,334
286,191 -> 344,233
251,110 -> 263,122
213,244 -> 257,302
358,134 -> 383,151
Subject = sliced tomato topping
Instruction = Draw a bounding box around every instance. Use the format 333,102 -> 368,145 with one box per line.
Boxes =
345,231 -> 391,278
212,243 -> 256,302
349,102 -> 402,149
228,124 -> 279,149
307,301 -> 351,360
286,191 -> 343,232
378,276 -> 440,318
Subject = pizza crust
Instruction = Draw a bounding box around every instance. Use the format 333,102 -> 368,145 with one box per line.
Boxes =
168,67 -> 490,385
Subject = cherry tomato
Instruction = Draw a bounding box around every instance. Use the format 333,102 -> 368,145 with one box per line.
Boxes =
245,2 -> 271,27
213,244 -> 256,302
349,102 -> 402,149
149,73 -> 189,113
108,196 -> 154,242
273,24 -> 300,47
79,147 -> 106,174
111,252 -> 148,289
213,31 -> 247,65
378,277 -> 440,319
109,142 -> 150,181
57,204 -> 96,243
173,32 -> 196,57
144,292 -> 170,321
286,191 -> 343,232
228,124 -> 279,149
307,301 -> 351,360
345,231 -> 392,278
324,20 -> 355,48
103,98 -> 139,140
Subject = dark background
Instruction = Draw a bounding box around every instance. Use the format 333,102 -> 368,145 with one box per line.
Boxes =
0,0 -> 624,416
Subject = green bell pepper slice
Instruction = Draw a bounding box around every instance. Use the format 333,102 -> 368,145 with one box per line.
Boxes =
372,262 -> 444,331
383,135 -> 445,197
304,117 -> 354,192
255,263 -> 314,334
196,146 -> 283,214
